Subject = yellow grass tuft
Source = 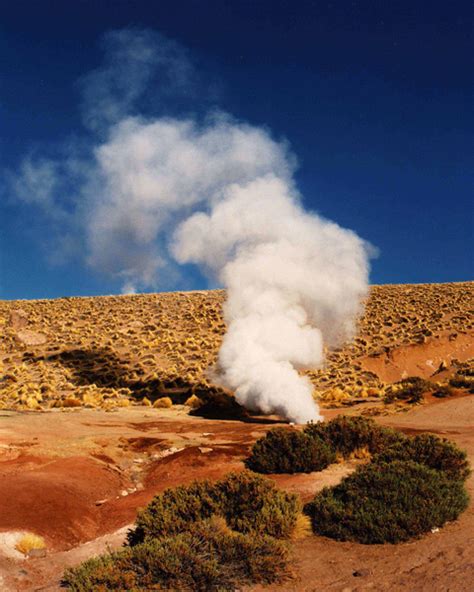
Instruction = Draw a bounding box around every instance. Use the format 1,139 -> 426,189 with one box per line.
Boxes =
292,514 -> 312,539
153,396 -> 173,409
185,394 -> 203,409
350,446 -> 372,461
15,533 -> 46,555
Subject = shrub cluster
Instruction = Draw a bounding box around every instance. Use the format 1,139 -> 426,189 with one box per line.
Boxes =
128,470 -> 300,546
304,460 -> 469,544
246,416 -> 405,473
64,518 -> 289,592
65,471 -> 299,590
245,428 -> 335,474
246,415 -> 470,544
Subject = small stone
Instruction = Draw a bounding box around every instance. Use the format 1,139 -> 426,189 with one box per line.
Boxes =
16,330 -> 47,346
27,548 -> 47,558
198,447 -> 213,454
431,527 -> 439,533
353,569 -> 371,577
95,499 -> 108,506
9,310 -> 29,330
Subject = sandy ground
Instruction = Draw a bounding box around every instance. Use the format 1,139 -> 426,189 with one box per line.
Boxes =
0,396 -> 472,591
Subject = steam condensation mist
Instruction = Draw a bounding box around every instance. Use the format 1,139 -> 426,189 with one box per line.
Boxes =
10,30 -> 371,423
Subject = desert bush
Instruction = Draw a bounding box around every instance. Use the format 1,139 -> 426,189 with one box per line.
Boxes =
245,428 -> 336,474
304,415 -> 406,458
449,373 -> 474,393
127,480 -> 217,545
128,470 -> 300,546
373,433 -> 470,481
432,385 -> 455,398
304,460 -> 469,544
384,376 -> 433,404
64,518 -> 289,592
212,471 -> 300,538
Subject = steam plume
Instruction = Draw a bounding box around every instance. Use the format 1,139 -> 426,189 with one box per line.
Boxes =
8,29 -> 371,422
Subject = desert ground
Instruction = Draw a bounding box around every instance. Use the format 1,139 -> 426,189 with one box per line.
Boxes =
0,282 -> 473,591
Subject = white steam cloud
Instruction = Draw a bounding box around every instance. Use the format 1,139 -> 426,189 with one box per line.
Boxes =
7,29 -> 371,422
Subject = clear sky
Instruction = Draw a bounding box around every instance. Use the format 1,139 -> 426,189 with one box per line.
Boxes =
1,0 -> 472,300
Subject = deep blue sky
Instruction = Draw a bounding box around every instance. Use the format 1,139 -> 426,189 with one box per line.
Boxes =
1,0 -> 472,299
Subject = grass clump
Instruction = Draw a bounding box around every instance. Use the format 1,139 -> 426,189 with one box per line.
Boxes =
373,433 -> 470,481
128,470 -> 300,546
304,415 -> 406,458
64,518 -> 289,592
245,428 -> 336,474
15,533 -> 46,555
304,460 -> 469,544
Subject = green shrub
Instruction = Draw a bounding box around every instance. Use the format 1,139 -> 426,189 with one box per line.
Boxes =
128,470 -> 300,546
384,376 -> 433,404
304,460 -> 469,544
64,518 -> 289,591
304,415 -> 406,458
127,480 -> 217,545
212,470 -> 300,538
373,433 -> 470,481
245,428 -> 336,474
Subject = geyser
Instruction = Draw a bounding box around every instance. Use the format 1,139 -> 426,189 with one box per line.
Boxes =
9,29 -> 371,422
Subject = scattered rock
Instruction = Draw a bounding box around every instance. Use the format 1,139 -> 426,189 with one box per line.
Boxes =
9,309 -> 29,330
353,569 -> 371,577
15,330 -> 47,346
198,447 -> 213,454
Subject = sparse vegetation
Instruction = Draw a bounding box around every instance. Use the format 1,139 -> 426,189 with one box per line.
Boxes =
245,428 -> 336,474
304,460 -> 469,544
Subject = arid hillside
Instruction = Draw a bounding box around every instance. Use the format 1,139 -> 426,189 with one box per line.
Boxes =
0,282 -> 473,591
0,282 -> 473,413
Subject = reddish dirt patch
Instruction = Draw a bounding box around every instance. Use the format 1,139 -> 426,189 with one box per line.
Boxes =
0,456 -> 125,549
359,332 -> 474,383
0,400 -> 473,591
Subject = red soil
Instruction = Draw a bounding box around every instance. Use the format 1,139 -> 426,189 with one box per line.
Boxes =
0,396 -> 472,591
